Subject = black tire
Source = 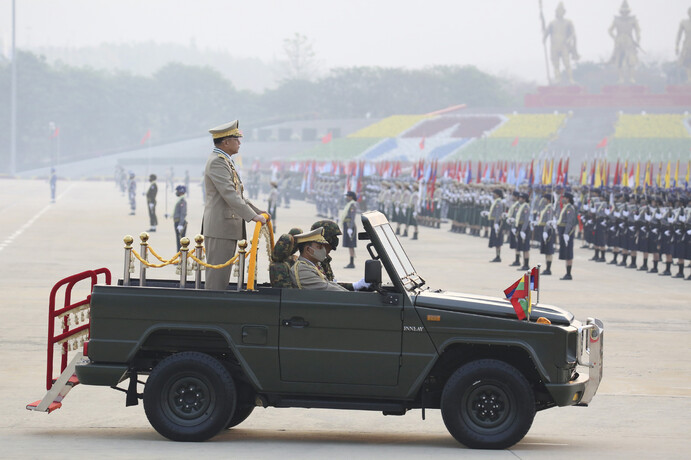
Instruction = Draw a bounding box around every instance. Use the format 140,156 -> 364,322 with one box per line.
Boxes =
144,352 -> 236,441
441,359 -> 535,449
225,404 -> 254,429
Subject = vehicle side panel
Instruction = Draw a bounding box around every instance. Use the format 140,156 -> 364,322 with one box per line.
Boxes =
87,285 -> 281,390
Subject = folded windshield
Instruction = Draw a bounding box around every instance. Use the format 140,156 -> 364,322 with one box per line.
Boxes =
373,223 -> 422,291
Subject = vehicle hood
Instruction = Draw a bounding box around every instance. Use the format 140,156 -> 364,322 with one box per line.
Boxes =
414,290 -> 573,326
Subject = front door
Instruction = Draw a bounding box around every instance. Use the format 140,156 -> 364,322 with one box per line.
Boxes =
279,289 -> 403,386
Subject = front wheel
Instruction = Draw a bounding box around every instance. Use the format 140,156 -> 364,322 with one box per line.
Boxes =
441,359 -> 535,449
144,352 -> 236,441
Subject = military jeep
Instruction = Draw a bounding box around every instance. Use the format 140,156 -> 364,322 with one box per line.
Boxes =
30,211 -> 603,449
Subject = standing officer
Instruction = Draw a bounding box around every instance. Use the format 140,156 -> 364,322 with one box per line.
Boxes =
127,172 -> 137,215
203,120 -> 268,290
173,185 -> 187,252
49,168 -> 57,203
487,188 -> 505,262
558,191 -> 578,280
506,191 -> 520,266
146,174 -> 158,232
267,181 -> 279,231
341,190 -> 359,269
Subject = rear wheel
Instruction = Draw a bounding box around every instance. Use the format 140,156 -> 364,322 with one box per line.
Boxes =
144,352 -> 236,441
441,359 -> 535,449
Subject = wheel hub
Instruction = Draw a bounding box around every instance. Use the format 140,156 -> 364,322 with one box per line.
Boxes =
472,391 -> 505,422
165,376 -> 212,422
464,384 -> 512,430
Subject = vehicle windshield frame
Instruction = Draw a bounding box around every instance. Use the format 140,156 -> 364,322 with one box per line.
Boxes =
361,211 -> 424,292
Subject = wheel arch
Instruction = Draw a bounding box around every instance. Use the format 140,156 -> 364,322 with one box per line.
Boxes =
434,339 -> 549,383
128,324 -> 261,390
422,341 -> 552,408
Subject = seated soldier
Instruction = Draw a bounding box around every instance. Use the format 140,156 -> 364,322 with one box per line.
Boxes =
269,234 -> 297,288
291,227 -> 369,291
310,220 -> 341,282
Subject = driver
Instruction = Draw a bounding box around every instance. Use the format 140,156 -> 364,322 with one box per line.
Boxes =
291,228 -> 369,291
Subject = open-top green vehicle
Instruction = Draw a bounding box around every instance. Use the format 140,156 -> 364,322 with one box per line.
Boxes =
28,211 -> 603,449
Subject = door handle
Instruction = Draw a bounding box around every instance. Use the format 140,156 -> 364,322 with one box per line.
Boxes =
282,317 -> 309,328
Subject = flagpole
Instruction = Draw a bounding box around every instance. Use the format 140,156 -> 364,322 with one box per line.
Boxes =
536,264 -> 541,306
9,0 -> 17,175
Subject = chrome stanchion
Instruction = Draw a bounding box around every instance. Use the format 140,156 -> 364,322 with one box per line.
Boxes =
139,232 -> 149,287
194,234 -> 204,290
179,237 -> 190,288
123,235 -> 133,286
237,239 -> 247,291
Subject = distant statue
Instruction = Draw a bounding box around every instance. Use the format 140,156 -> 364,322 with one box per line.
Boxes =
543,2 -> 579,85
608,0 -> 641,84
676,7 -> 691,83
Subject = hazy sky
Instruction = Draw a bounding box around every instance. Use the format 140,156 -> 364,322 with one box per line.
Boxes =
1,0 -> 688,83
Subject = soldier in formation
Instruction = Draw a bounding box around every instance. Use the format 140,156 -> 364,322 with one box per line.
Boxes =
536,192 -> 556,275
486,188 -> 505,263
404,183 -> 420,240
513,192 -> 532,271
341,191 -> 359,269
557,192 -> 578,280
581,186 -> 690,280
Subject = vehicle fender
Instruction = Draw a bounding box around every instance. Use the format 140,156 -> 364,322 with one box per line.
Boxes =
129,323 -> 265,390
435,336 -> 551,383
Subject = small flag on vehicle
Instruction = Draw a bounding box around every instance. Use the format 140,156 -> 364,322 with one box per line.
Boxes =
504,273 -> 531,321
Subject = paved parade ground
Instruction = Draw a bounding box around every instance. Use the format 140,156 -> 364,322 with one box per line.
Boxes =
1,178 -> 689,459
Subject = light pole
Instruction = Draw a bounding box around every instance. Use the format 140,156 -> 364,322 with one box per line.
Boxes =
10,0 -> 17,175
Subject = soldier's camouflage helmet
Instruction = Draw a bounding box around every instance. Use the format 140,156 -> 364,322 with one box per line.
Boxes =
288,227 -> 303,254
272,234 -> 295,262
311,220 -> 341,250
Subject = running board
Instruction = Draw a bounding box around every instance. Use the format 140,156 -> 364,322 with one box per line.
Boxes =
27,352 -> 85,413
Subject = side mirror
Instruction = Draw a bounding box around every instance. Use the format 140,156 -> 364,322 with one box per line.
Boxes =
364,260 -> 382,285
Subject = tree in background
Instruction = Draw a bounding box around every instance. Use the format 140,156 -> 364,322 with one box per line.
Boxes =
281,33 -> 320,81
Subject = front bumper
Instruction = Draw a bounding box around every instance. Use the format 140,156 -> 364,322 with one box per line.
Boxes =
576,317 -> 604,405
545,317 -> 604,406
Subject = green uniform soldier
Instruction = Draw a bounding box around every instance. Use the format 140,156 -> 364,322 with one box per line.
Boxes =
558,192 -> 578,280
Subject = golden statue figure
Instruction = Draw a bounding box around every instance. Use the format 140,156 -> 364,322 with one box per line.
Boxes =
543,2 -> 579,85
676,7 -> 691,83
608,0 -> 641,84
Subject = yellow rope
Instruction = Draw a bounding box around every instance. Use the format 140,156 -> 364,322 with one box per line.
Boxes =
188,253 -> 239,269
148,245 -> 179,264
132,249 -> 181,268
126,215 -> 275,280
247,215 -> 275,290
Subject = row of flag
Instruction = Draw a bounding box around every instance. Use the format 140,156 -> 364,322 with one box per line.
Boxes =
262,157 -> 690,191
580,159 -> 691,190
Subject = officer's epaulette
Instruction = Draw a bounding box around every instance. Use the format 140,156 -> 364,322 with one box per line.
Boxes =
217,153 -> 226,159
